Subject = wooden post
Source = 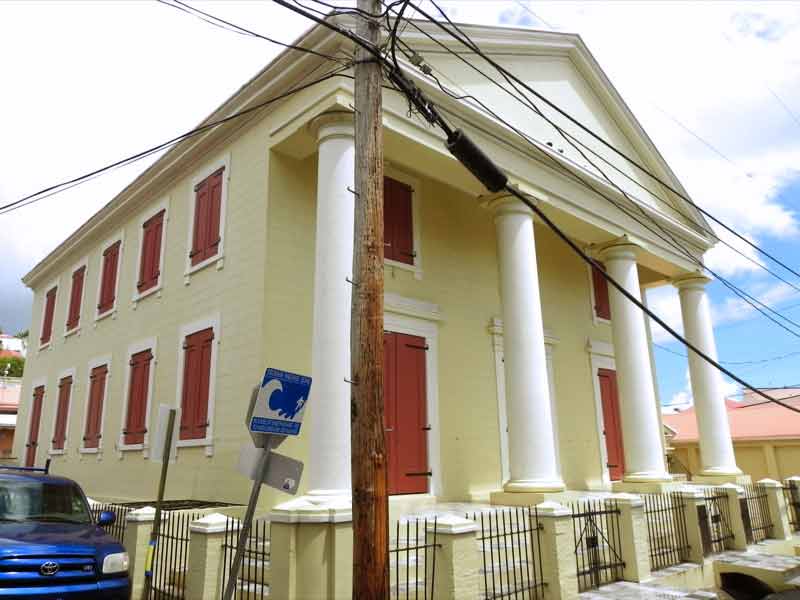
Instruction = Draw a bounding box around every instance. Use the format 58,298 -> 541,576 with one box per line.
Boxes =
351,0 -> 388,597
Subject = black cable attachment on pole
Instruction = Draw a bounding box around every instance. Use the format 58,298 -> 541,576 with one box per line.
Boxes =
446,129 -> 507,193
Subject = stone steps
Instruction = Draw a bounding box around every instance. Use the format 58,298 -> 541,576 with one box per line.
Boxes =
580,581 -> 719,599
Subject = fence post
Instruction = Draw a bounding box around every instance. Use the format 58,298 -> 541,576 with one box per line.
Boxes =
759,479 -> 791,540
608,494 -> 651,582
184,513 -> 234,600
679,489 -> 706,563
125,506 -> 155,599
536,501 -> 577,600
427,515 -> 479,600
720,483 -> 748,550
269,499 -> 353,599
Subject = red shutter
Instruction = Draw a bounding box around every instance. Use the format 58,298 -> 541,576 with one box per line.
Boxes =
191,181 -> 208,265
191,169 -> 224,266
138,210 -> 165,293
598,368 -> 625,481
124,349 -> 153,445
592,264 -> 611,320
25,386 -> 45,467
207,169 -> 223,257
40,287 -> 57,345
84,365 -> 108,449
53,376 -> 73,450
180,327 -> 214,440
98,241 -> 121,314
383,177 -> 414,265
66,266 -> 85,330
383,331 -> 429,495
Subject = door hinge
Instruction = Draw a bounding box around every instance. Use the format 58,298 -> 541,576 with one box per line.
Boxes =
405,471 -> 432,477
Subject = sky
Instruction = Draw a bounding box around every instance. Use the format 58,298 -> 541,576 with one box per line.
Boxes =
1,1 -> 799,409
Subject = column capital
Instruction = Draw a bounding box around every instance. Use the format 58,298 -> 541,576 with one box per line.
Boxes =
307,110 -> 355,143
481,194 -> 534,219
673,271 -> 712,291
595,236 -> 643,262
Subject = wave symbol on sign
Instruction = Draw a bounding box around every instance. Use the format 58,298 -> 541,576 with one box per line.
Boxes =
264,379 -> 307,419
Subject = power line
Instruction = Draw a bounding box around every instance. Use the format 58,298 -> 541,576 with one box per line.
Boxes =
156,0 -> 349,64
385,7 -> 800,340
380,4 -> 800,302
0,61 -> 353,216
654,342 -> 800,366
358,3 -> 800,413
405,0 -> 800,283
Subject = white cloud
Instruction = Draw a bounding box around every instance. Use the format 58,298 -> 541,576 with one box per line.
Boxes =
665,367 -> 741,409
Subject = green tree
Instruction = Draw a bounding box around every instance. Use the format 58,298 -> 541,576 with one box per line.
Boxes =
0,356 -> 24,378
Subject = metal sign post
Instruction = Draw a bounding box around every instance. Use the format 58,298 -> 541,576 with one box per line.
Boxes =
140,407 -> 176,600
222,442 -> 273,600
222,368 -> 311,600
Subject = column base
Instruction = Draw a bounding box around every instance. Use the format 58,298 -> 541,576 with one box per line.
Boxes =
270,494 -> 352,524
692,473 -> 752,485
490,490 -> 568,507
612,480 -> 684,494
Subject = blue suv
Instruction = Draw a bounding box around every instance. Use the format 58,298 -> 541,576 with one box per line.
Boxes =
0,465 -> 130,599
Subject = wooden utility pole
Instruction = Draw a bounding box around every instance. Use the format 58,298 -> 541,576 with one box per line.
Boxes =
351,0 -> 388,597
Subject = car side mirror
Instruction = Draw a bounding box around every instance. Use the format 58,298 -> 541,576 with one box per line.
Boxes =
97,510 -> 116,527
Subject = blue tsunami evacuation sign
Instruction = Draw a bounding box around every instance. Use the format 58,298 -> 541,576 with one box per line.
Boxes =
249,368 -> 312,436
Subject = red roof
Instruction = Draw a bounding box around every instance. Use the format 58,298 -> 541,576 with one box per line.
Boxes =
664,394 -> 800,443
0,350 -> 21,359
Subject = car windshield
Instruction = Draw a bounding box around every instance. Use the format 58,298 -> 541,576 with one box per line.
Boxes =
0,479 -> 92,524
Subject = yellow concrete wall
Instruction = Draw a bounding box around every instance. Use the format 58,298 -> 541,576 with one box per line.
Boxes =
18,93 -> 650,506
672,440 -> 800,482
261,148 -> 614,502
16,116 -> 272,504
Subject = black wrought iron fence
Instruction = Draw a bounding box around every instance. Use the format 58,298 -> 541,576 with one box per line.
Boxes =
146,511 -> 201,600
741,484 -> 773,544
571,499 -> 624,592
642,493 -> 690,571
89,502 -> 131,546
466,507 -> 545,600
220,516 -> 270,599
389,517 -> 439,600
783,483 -> 800,532
699,489 -> 734,555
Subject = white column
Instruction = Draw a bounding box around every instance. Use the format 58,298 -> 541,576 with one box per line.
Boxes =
600,242 -> 671,482
675,274 -> 740,477
306,113 -> 355,497
491,197 -> 564,492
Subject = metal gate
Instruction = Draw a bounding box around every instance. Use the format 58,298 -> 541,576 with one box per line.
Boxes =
741,484 -> 773,544
146,511 -> 201,600
783,483 -> 800,532
643,493 -> 690,571
468,507 -> 545,599
89,503 -> 131,546
699,489 -> 733,555
220,517 -> 270,599
389,517 -> 439,599
571,500 -> 624,592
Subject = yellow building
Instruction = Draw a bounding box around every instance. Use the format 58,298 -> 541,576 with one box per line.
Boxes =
17,18 -> 746,517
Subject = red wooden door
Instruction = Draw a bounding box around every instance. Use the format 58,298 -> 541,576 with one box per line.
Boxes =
598,368 -> 625,481
25,386 -> 45,467
383,332 -> 429,495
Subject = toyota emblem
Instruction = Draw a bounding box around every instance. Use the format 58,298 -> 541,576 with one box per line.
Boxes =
39,561 -> 59,576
